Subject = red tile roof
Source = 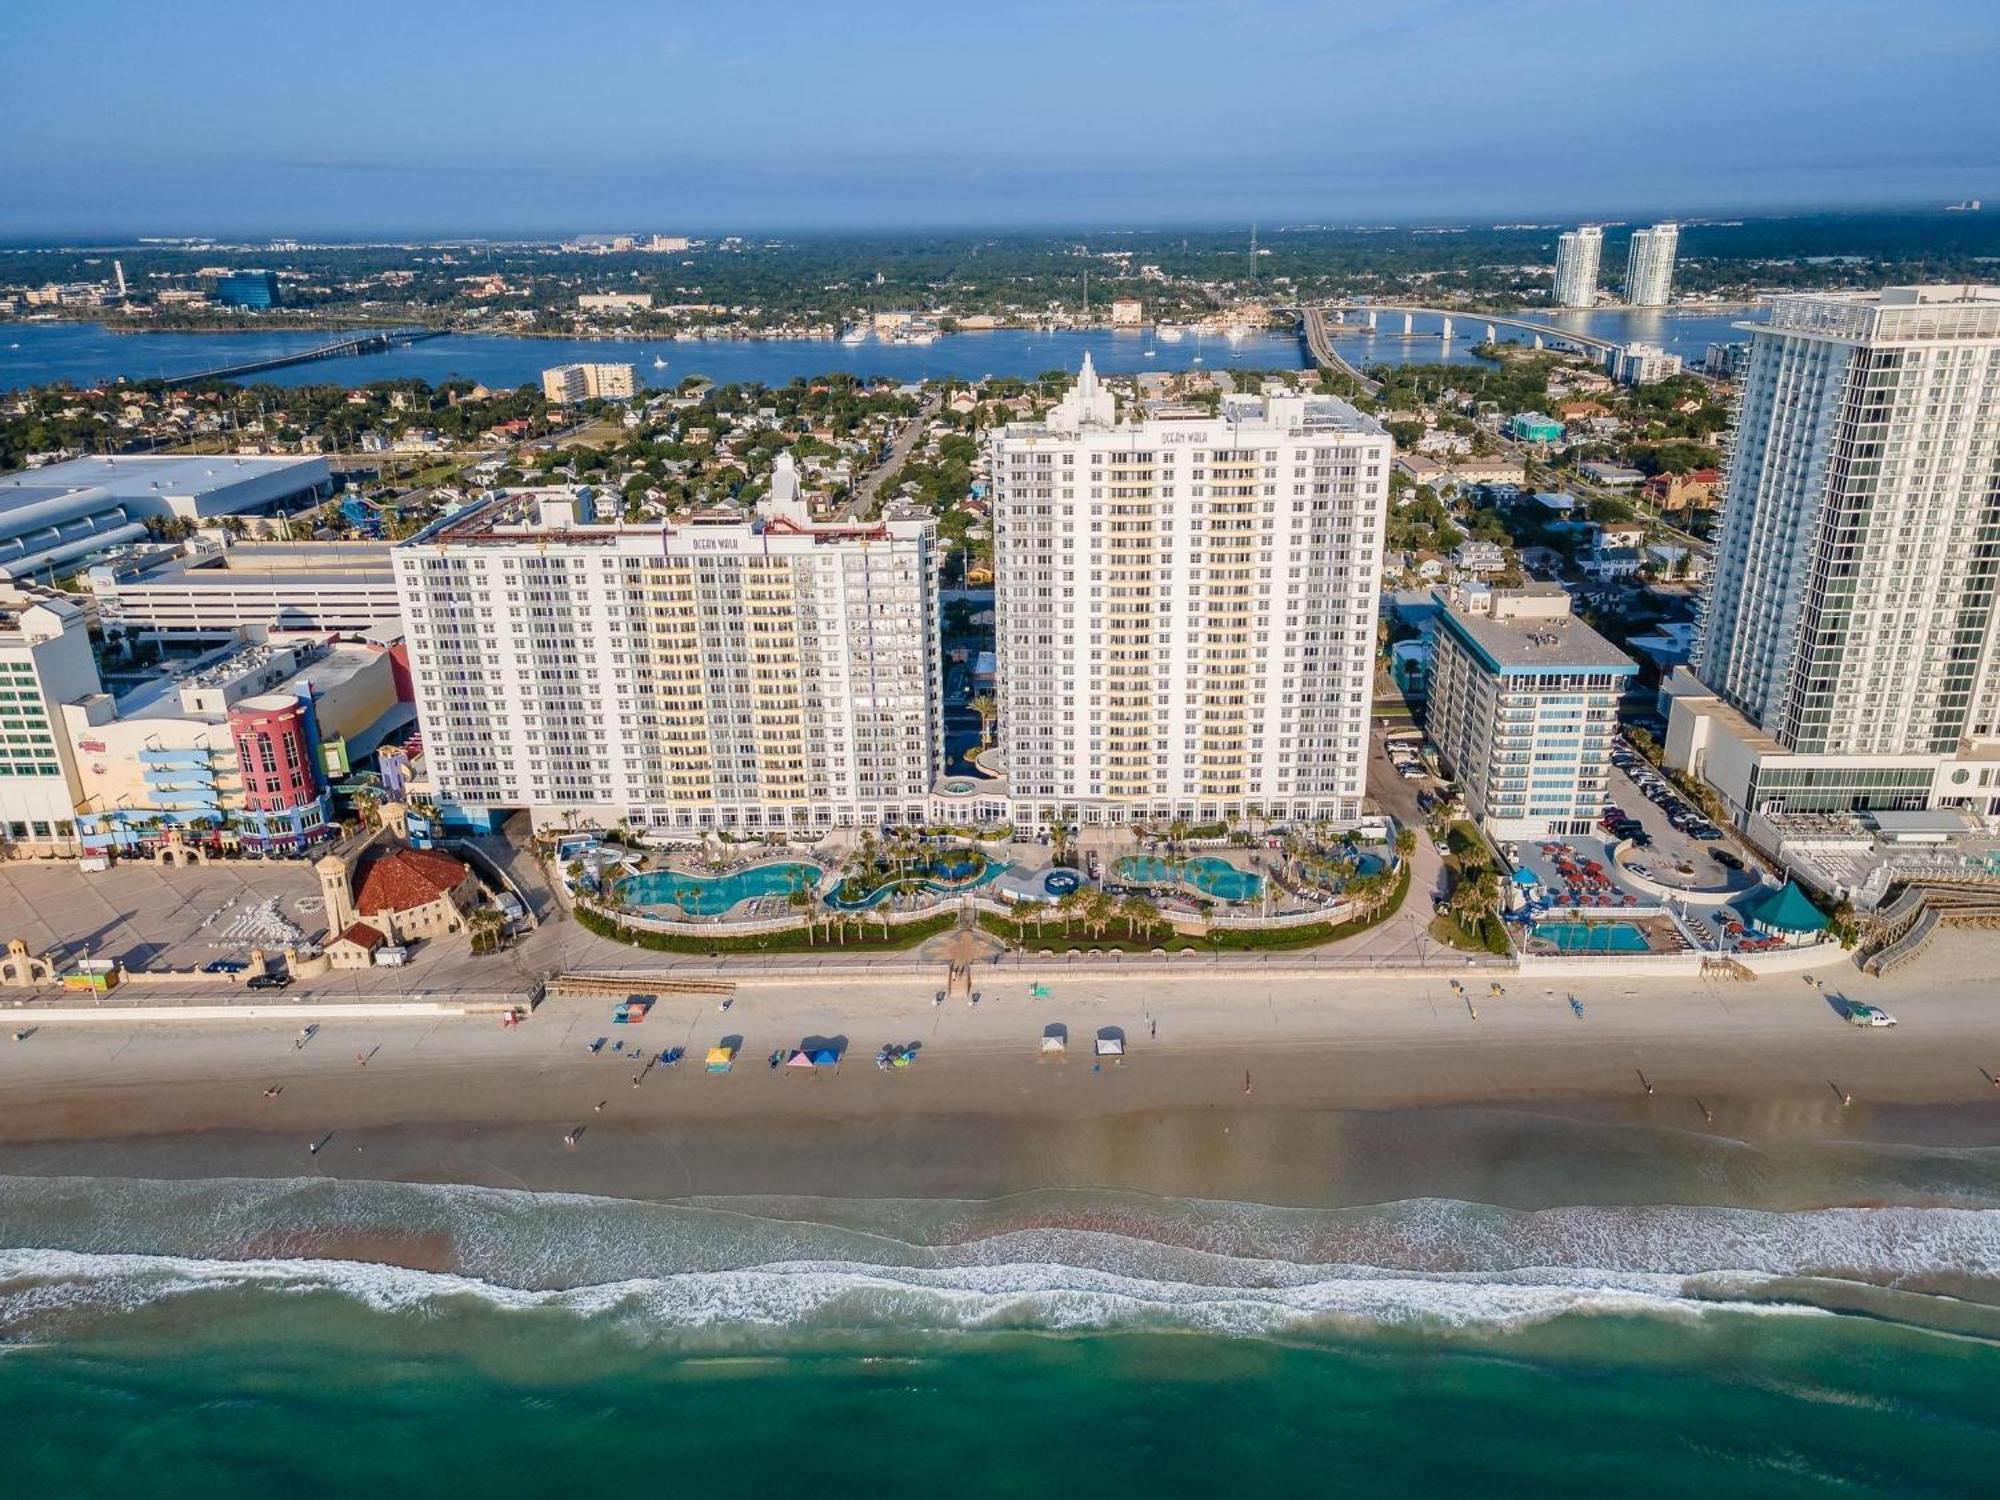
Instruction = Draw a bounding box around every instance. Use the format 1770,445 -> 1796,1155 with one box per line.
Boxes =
334,921 -> 387,951
354,846 -> 471,916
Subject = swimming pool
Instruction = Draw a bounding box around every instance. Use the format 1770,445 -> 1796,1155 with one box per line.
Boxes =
824,853 -> 1012,910
1533,920 -> 1650,954
1114,854 -> 1264,903
617,862 -> 822,917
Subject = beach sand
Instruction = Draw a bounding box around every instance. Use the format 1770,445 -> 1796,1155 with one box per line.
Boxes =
3,933 -> 1999,1232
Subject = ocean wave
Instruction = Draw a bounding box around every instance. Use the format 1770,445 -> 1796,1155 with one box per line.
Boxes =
0,1244 -> 1823,1342
1,1175 -> 1996,1343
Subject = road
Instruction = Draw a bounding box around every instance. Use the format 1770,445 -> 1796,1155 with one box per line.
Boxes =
844,392 -> 941,519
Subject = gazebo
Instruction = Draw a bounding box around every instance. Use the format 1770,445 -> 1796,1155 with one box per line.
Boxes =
1734,881 -> 1830,945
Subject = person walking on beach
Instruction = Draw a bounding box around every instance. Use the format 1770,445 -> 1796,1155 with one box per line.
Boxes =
1150,1019 -> 1157,1040
1243,1070 -> 1253,1095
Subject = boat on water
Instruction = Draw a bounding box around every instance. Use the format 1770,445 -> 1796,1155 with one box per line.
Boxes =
1155,326 -> 1185,343
840,326 -> 869,345
652,355 -> 669,369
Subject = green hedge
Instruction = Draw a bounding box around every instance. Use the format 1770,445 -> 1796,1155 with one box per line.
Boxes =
573,904 -> 954,954
975,912 -> 1177,952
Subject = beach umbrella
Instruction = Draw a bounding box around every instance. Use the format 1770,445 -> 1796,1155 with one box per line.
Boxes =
811,1048 -> 840,1067
785,1050 -> 815,1068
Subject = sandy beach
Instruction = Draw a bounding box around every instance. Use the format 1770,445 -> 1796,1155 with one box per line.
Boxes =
3,931 -> 1999,1223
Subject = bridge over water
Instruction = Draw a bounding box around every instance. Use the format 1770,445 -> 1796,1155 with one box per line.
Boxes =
1294,303 -> 1623,386
166,326 -> 449,384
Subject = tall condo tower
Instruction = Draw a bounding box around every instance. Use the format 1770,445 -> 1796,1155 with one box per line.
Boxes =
1624,223 -> 1679,307
1694,286 -> 2000,757
1552,226 -> 1603,308
394,472 -> 943,835
988,357 -> 1390,831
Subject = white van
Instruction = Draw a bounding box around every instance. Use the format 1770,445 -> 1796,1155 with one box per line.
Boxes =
77,855 -> 110,873
374,945 -> 409,967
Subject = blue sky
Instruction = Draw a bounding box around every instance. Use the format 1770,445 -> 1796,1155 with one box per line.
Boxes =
5,0 -> 1995,235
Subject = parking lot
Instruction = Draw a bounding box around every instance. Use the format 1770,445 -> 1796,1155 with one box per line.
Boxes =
1601,741 -> 1757,882
0,860 -> 560,1000
0,861 -> 324,973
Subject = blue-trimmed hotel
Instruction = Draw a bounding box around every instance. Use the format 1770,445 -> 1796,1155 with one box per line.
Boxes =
1426,583 -> 1636,840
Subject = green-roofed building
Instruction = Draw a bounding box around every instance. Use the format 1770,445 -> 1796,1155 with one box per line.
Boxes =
1735,880 -> 1830,938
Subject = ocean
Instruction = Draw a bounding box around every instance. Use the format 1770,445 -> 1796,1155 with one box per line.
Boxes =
0,308 -> 1760,393
3,1172 -> 1997,1496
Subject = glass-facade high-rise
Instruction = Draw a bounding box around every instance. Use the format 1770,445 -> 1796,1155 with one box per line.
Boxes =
1694,285 -> 2000,756
214,271 -> 281,309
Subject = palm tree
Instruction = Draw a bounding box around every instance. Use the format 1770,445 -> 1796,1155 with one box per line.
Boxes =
467,907 -> 505,956
1084,888 -> 1117,940
1118,892 -> 1158,939
787,886 -> 814,944
969,693 -> 998,748
1395,826 -> 1417,860
1049,821 -> 1072,869
1053,886 -> 1084,939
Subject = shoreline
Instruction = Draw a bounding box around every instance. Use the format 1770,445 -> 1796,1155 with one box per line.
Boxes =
3,952 -> 1999,1220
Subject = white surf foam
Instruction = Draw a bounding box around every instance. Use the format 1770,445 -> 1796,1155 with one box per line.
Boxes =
0,1244 -> 1826,1342
3,1177 -> 1997,1342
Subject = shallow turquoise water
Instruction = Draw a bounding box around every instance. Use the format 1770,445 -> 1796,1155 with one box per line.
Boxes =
1114,855 -> 1263,903
7,1309 -> 1996,1499
1535,919 -> 1650,953
5,1175 -> 1999,1496
824,853 -> 1012,910
616,861 -> 821,916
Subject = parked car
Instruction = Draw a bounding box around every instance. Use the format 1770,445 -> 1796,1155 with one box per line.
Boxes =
1846,1003 -> 1897,1028
1709,849 -> 1743,870
246,973 -> 293,991
202,958 -> 249,974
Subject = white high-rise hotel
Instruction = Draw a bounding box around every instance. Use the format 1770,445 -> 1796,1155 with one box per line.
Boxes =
394,460 -> 942,835
988,357 -> 1389,829
1553,225 -> 1603,308
1624,222 -> 1678,307
1670,286 -> 2000,824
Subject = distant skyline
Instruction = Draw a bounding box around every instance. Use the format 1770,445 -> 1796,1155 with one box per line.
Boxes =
5,0 -> 1995,236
